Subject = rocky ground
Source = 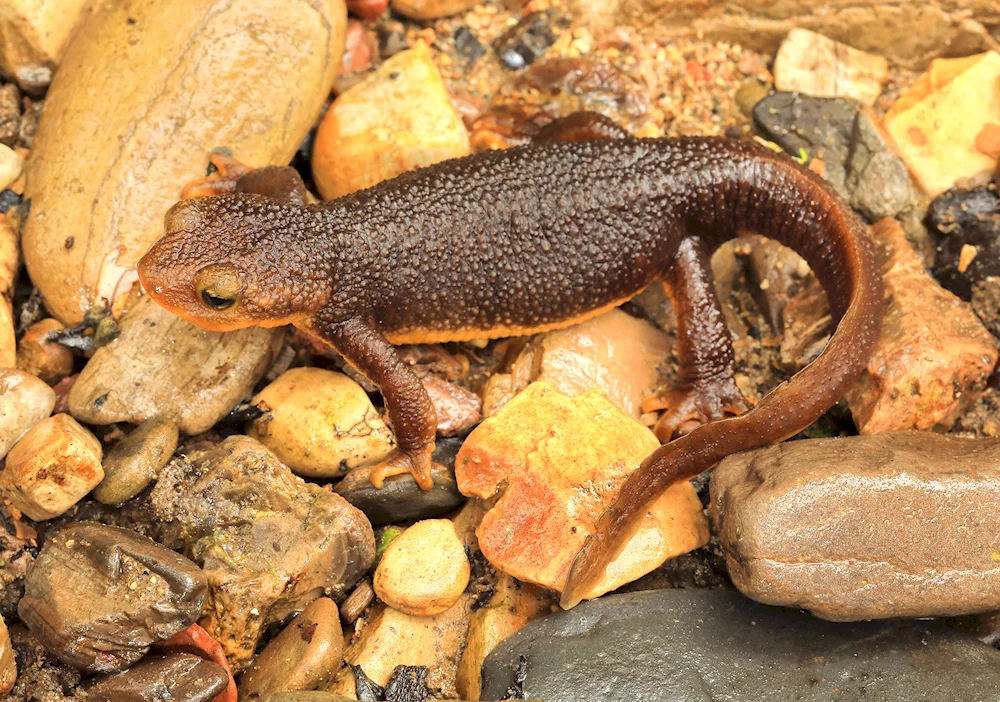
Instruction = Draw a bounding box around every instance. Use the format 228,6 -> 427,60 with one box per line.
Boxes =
0,0 -> 999,700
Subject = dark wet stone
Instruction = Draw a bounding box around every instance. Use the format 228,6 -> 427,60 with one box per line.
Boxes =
352,663 -> 384,701
454,26 -> 485,62
481,590 -> 1000,702
383,665 -> 428,702
85,654 -> 228,702
494,12 -> 556,70
931,183 -> 1000,297
94,416 -> 179,506
0,188 -> 20,213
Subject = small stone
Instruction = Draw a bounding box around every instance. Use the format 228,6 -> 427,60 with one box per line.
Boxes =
347,0 -> 387,20
18,522 -> 207,673
0,413 -> 102,521
312,41 -> 470,200
94,416 -> 179,506
453,26 -> 485,62
930,181 -> 1000,306
238,598 -> 344,698
374,519 -> 470,617
247,367 -> 395,478
845,107 -> 918,222
0,144 -> 22,192
85,654 -> 228,702
0,615 -> 15,695
734,77 -> 770,117
341,20 -> 375,76
0,368 -> 55,459
390,0 -> 478,21
340,579 -> 374,625
0,84 -> 20,147
16,318 -> 74,385
456,382 -> 708,601
422,375 -> 481,437
773,29 -> 888,105
493,11 -> 557,70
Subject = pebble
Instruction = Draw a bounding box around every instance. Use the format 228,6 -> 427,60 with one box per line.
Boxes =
0,84 -> 20,146
15,318 -> 74,385
150,436 -> 375,670
422,375 -> 481,437
0,0 -> 96,93
0,213 -> 18,366
0,413 -> 103,521
773,29 -> 888,105
0,368 -> 55,459
340,579 -> 375,624
712,431 -> 1000,620
238,598 -> 344,698
312,41 -> 470,200
390,0 -> 479,21
0,615 -> 14,695
493,11 -> 557,70
68,294 -> 283,434
481,589 -> 1000,702
85,654 -> 229,702
94,416 -> 179,506
247,367 -> 395,478
456,382 -> 708,601
374,520 -> 470,617
844,106 -> 918,222
0,144 -> 22,192
18,521 -> 207,673
347,0 -> 388,20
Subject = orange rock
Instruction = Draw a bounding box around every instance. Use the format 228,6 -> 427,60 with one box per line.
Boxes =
16,318 -> 74,385
456,382 -> 708,601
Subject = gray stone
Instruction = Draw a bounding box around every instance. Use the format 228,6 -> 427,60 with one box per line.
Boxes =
481,589 -> 1000,702
846,107 -> 918,221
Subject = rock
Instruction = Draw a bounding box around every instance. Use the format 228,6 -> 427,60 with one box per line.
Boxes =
374,520 -> 470,617
493,11 -> 557,70
238,598 -> 344,698
341,19 -> 375,76
150,436 -> 375,670
94,417 -> 179,506
482,309 -> 671,419
773,29 -> 888,105
347,0 -> 387,20
0,212 -> 17,367
845,107 -> 919,222
884,51 -> 1000,197
481,589 -> 1000,702
456,382 -> 708,601
312,41 -> 469,200
745,238 -> 810,333
335,437 -> 465,526
0,368 -> 55,459
155,623 -> 237,702
930,181 -> 1000,305
6,624 -> 82,701
0,143 -> 21,191
0,84 -> 20,147
247,367 -> 395,479
455,573 -> 551,701
712,431 -> 1000,621
325,596 -> 471,699
20,0 -> 347,324
340,579 -> 374,625
423,375 -> 481,437
390,0 -> 477,20
0,615 -> 14,695
85,654 -> 229,702
258,695 -> 357,702
18,522 -> 207,673
15,318 -> 74,385
69,294 -> 283,434
0,413 -> 102,521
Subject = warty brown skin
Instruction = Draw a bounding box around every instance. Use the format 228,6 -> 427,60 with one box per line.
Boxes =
137,134 -> 883,609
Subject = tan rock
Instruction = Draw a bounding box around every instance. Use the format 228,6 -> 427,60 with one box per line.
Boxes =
247,368 -> 395,478
312,41 -> 469,200
326,596 -> 472,699
0,413 -> 102,521
712,431 -> 1000,621
0,213 -> 16,367
456,382 -> 709,601
374,519 -> 470,617
0,614 -> 14,695
93,416 -> 179,506
773,29 -> 888,106
16,318 -> 74,384
885,51 -> 1000,197
69,294 -> 283,434
0,368 -> 55,459
21,0 -> 348,324
390,0 -> 478,20
482,309 -> 671,419
0,143 -> 21,190
423,375 -> 481,437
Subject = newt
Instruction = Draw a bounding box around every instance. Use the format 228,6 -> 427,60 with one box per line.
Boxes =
137,117 -> 883,609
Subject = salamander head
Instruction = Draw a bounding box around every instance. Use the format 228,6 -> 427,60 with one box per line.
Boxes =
137,195 -> 328,331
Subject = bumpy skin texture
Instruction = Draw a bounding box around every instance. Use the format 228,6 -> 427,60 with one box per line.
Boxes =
137,135 -> 883,607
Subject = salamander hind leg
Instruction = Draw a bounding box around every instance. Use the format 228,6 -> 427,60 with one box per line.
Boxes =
643,237 -> 748,442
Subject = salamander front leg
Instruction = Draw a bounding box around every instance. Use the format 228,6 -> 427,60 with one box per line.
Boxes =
643,237 -> 748,442
312,317 -> 437,491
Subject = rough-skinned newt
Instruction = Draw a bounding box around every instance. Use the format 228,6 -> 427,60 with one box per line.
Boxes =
136,122 -> 883,609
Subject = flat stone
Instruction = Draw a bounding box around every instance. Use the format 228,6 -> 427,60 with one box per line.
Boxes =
773,29 -> 888,105
85,654 -> 228,702
481,589 -> 1000,702
94,417 -> 179,506
390,0 -> 478,20
712,431 -> 1000,621
846,107 -> 919,221
0,368 -> 55,459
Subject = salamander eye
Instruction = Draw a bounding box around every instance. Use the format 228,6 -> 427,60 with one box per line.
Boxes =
193,263 -> 243,312
201,288 -> 235,309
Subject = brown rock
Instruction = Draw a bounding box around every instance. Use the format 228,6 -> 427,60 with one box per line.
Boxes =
0,83 -> 21,147
94,417 -> 179,506
422,375 -> 481,437
16,318 -> 74,385
85,654 -> 229,702
0,368 -> 55,459
390,0 -> 478,20
711,431 -> 1000,621
69,295 -> 283,434
0,143 -> 22,191
0,212 -> 17,367
456,382 -> 708,601
238,598 -> 345,698
21,0 -> 347,323
773,29 -> 888,106
0,614 -> 14,695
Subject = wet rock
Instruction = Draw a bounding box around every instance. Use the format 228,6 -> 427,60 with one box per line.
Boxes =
453,26 -> 485,63
335,437 -> 465,525
0,413 -> 103,521
347,0 -> 387,19
86,654 -> 228,702
69,295 -> 283,434
773,29 -> 888,105
845,107 -> 919,221
390,0 -> 478,21
0,615 -> 14,695
94,417 -> 179,506
16,318 -> 74,385
374,520 -> 470,617
383,665 -> 428,702
481,589 -> 1000,702
21,0 -> 347,324
340,579 -> 375,625
885,51 -> 1000,197
456,382 -> 708,601
493,11 -> 557,70
239,598 -> 344,698
248,368 -> 395,478
712,431 -> 1000,621
0,212 -> 16,367
150,436 -> 375,670
155,623 -> 237,702
0,84 -> 20,147
6,624 -> 82,701
312,41 -> 469,200
341,20 -> 375,76
423,376 -> 481,437
0,143 -> 21,191
0,368 -> 55,459
482,309 -> 671,418
18,521 -> 207,673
